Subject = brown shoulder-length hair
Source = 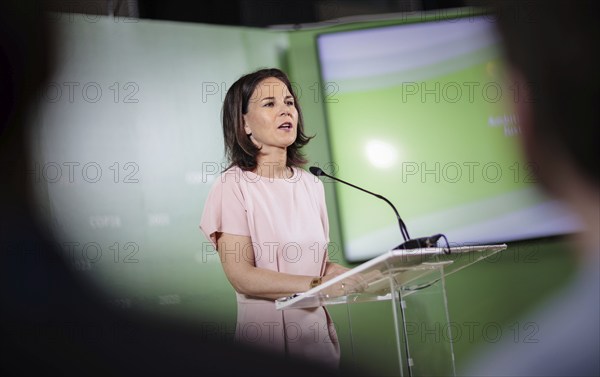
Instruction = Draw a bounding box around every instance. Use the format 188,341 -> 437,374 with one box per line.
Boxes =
221,68 -> 313,171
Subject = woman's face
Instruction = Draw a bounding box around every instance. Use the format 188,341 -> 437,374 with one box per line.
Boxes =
243,77 -> 298,152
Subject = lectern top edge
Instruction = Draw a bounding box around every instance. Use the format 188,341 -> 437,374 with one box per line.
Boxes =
275,244 -> 507,310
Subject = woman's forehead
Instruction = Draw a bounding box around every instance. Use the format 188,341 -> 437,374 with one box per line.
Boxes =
251,77 -> 290,99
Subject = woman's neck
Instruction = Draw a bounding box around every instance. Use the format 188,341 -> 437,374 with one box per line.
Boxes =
255,152 -> 291,179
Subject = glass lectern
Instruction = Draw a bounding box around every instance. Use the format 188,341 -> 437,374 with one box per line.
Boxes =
276,244 -> 507,376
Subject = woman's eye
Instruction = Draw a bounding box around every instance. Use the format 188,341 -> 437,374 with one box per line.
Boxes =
264,102 -> 274,107
287,101 -> 294,106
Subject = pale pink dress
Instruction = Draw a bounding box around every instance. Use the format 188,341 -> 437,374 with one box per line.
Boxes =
199,166 -> 340,368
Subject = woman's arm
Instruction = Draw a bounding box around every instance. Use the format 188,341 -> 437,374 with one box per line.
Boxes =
217,232 -> 345,300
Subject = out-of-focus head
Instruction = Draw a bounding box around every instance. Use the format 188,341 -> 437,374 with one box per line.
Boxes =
1,0 -> 55,210
490,0 -> 599,194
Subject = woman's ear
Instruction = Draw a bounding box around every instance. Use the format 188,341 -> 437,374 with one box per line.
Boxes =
243,115 -> 252,135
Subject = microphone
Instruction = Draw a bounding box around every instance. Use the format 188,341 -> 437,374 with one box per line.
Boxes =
309,166 -> 450,253
310,165 -> 450,377
309,166 -> 410,241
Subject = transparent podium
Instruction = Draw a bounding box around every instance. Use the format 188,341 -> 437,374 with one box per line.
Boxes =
276,244 -> 507,376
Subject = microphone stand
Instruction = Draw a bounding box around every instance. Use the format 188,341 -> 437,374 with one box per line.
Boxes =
309,166 -> 411,241
309,166 -> 450,253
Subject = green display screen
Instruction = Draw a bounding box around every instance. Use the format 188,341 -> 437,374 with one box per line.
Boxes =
316,15 -> 579,262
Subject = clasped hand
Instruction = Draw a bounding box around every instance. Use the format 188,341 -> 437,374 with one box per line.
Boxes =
319,267 -> 385,297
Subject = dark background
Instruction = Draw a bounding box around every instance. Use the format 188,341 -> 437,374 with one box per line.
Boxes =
44,0 -> 467,28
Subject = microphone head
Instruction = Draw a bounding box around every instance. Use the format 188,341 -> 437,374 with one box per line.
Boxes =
309,166 -> 324,176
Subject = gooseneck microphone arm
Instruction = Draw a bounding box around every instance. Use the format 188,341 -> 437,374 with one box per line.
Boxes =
309,166 -> 411,242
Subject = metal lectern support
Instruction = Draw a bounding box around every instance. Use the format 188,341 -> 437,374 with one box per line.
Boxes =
275,244 -> 507,376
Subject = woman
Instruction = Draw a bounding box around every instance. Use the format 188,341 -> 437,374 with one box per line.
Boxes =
200,68 -> 348,368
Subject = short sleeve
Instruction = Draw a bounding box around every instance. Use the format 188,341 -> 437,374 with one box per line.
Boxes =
199,171 -> 251,248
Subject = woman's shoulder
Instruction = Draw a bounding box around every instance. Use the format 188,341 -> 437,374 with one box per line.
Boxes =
222,165 -> 266,181
219,165 -> 243,182
205,166 -> 245,191
203,166 -> 248,204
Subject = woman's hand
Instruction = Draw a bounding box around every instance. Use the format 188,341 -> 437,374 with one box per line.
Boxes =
320,264 -> 364,297
320,272 -> 349,297
320,265 -> 386,297
324,262 -> 351,276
